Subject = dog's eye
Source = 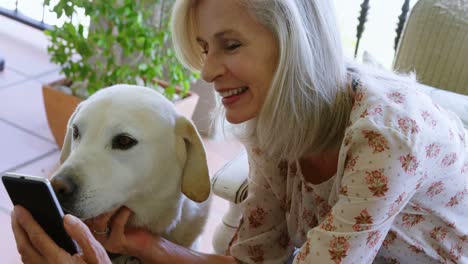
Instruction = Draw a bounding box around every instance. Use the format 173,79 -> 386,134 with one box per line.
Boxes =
112,134 -> 138,150
72,125 -> 80,140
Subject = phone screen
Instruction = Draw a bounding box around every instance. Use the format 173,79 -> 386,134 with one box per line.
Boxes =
2,174 -> 78,255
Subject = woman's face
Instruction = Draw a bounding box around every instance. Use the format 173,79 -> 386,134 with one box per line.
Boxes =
195,0 -> 279,124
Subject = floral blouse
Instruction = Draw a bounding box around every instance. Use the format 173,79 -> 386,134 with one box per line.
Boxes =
229,78 -> 468,263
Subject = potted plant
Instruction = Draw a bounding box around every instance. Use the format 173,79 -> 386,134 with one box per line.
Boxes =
42,0 -> 200,148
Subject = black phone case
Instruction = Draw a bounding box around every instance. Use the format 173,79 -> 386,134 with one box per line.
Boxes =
2,175 -> 78,255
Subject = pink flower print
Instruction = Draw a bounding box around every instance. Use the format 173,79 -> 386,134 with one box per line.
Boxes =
421,111 -> 437,128
344,154 -> 358,172
430,226 -> 449,241
387,91 -> 405,104
459,235 -> 468,243
459,133 -> 466,143
441,153 -> 458,167
449,243 -> 462,262
360,105 -> 383,118
296,240 -> 311,262
280,195 -> 291,212
408,244 -> 424,253
360,109 -> 369,118
387,192 -> 406,217
353,209 -> 374,231
362,130 -> 390,153
314,194 -> 325,205
339,185 -> 348,196
320,213 -> 337,232
426,181 -> 445,198
398,116 -> 420,134
352,90 -> 365,109
328,236 -> 350,264
399,154 -> 419,175
425,143 -> 442,158
446,190 -> 467,207
401,214 -> 425,227
436,247 -> 448,262
415,172 -> 428,190
449,129 -> 455,140
302,208 -> 318,228
382,231 -> 397,248
462,162 -> 468,174
248,207 -> 267,228
410,202 -> 430,213
373,105 -> 383,115
365,169 -> 389,197
421,111 -> 430,120
247,244 -> 264,262
384,257 -> 400,264
344,131 -> 353,146
448,222 -> 456,229
366,231 -> 381,248
319,203 -> 332,219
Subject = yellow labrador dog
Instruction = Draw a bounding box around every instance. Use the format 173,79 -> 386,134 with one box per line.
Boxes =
50,85 -> 211,261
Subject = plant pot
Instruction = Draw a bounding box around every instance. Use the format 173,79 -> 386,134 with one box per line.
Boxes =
42,79 -> 199,149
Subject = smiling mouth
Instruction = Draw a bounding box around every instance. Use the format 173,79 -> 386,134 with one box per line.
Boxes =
219,86 -> 249,98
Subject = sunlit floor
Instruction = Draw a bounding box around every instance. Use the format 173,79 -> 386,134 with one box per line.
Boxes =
0,15 -> 242,262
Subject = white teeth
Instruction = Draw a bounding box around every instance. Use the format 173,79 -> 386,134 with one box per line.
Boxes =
220,87 -> 248,97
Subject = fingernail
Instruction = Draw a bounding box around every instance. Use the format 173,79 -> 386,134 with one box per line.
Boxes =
64,214 -> 79,225
13,206 -> 21,217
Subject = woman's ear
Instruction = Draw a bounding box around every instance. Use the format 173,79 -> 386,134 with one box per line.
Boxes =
175,115 -> 210,203
60,103 -> 82,164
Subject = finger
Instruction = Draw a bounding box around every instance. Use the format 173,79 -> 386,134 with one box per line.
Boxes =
109,208 -> 154,254
14,206 -> 65,258
87,209 -> 119,235
64,214 -> 110,263
10,208 -> 43,260
109,207 -> 132,238
101,207 -> 132,253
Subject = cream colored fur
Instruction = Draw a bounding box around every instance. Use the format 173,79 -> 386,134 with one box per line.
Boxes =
51,85 -> 211,258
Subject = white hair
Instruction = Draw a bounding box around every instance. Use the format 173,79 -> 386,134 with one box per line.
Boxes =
172,0 -> 352,160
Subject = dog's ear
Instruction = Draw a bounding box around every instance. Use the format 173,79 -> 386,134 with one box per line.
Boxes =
60,103 -> 82,164
175,115 -> 210,203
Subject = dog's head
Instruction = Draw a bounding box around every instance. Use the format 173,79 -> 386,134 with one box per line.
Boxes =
50,85 -> 210,219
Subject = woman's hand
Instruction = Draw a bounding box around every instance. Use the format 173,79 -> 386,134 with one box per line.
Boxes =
11,205 -> 111,264
84,207 -> 154,259
87,207 -> 238,264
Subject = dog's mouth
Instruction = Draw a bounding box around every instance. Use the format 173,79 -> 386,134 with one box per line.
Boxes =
61,203 -> 122,220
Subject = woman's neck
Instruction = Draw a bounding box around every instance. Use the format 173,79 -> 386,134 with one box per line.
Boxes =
300,149 -> 340,185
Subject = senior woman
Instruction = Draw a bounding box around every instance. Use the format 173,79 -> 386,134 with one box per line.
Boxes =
11,0 -> 467,263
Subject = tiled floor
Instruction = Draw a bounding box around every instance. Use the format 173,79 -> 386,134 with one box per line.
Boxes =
0,15 -> 242,261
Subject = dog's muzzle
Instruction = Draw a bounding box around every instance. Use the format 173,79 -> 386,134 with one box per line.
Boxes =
51,174 -> 78,207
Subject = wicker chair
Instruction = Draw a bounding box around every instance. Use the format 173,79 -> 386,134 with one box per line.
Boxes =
393,0 -> 468,95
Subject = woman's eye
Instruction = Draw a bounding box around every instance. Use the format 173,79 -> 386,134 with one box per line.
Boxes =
225,41 -> 241,51
112,134 -> 138,150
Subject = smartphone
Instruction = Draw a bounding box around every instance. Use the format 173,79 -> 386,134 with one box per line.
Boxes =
1,172 -> 78,255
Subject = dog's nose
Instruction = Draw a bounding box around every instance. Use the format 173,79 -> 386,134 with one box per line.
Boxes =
51,175 -> 77,199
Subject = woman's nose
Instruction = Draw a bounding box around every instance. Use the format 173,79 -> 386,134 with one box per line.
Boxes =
201,53 -> 225,83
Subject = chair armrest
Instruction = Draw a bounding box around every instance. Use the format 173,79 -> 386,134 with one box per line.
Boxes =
211,147 -> 249,204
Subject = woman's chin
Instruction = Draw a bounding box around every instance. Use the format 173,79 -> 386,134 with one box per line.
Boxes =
225,112 -> 255,124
